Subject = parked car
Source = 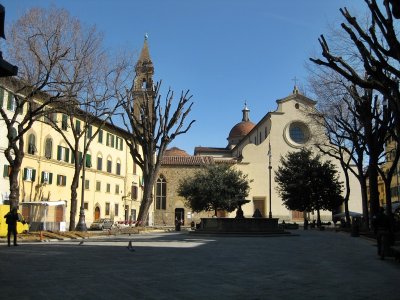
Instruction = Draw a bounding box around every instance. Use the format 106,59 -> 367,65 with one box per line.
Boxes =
89,218 -> 114,230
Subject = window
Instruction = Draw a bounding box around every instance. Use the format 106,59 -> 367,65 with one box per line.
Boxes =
71,151 -> 83,164
288,122 -> 310,145
87,125 -> 92,139
115,204 -> 119,217
56,175 -> 67,186
85,179 -> 90,190
115,137 -> 123,150
44,138 -> 53,159
96,181 -> 101,192
62,114 -> 68,131
7,91 -> 16,112
115,184 -> 120,195
131,185 -> 138,200
10,127 -> 17,140
23,168 -> 36,182
84,202 -> 89,210
156,176 -> 166,210
44,110 -> 56,124
85,154 -> 92,168
0,88 -> 4,108
107,159 -> 112,173
105,203 -> 110,215
98,130 -> 103,143
57,145 -> 70,163
106,183 -> 111,193
97,155 -> 103,171
106,133 -> 115,147
116,162 -> 121,175
41,171 -> 53,184
3,165 -> 11,178
76,120 -> 81,134
27,134 -> 36,155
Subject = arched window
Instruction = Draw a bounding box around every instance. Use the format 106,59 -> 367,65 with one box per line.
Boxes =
107,157 -> 112,173
97,154 -> 103,171
44,138 -> 53,159
155,175 -> 166,210
27,134 -> 36,155
116,160 -> 121,175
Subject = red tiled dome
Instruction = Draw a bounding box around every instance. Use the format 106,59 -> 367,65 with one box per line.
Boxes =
164,147 -> 190,157
228,121 -> 255,139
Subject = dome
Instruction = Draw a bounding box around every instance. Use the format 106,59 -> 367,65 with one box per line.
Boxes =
164,147 -> 190,157
228,121 -> 255,139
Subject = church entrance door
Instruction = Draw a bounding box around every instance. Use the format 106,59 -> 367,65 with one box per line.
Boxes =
175,208 -> 184,225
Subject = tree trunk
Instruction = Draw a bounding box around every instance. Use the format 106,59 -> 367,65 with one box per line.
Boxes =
68,168 -> 80,231
359,177 -> 369,229
368,156 -> 380,221
316,209 -> 321,227
6,148 -> 23,211
136,173 -> 156,226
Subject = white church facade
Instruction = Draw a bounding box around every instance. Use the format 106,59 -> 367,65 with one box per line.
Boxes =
190,87 -> 363,223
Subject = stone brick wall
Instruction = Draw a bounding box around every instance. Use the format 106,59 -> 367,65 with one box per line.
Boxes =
154,165 -> 213,226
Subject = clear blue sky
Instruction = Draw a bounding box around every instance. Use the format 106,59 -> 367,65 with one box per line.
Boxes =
4,0 -> 367,154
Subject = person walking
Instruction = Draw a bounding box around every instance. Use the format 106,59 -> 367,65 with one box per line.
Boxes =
4,207 -> 20,247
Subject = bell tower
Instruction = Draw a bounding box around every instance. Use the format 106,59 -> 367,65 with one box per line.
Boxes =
133,34 -> 155,120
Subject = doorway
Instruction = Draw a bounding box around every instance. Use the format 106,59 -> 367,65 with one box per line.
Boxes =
175,208 -> 184,225
94,206 -> 100,220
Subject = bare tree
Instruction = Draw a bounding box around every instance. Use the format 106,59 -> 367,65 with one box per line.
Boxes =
310,0 -> 400,217
117,80 -> 195,225
43,60 -> 126,230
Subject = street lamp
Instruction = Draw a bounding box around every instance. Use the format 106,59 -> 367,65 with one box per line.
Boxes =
76,122 -> 88,231
268,142 -> 272,218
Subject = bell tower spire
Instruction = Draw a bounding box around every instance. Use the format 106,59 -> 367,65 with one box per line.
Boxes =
134,33 -> 154,92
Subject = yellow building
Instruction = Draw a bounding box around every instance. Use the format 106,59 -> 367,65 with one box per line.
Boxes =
0,83 -> 144,230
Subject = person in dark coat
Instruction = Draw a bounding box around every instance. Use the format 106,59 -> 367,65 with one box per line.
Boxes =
4,207 -> 19,247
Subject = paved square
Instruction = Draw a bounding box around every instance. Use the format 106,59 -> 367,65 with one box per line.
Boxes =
0,230 -> 399,299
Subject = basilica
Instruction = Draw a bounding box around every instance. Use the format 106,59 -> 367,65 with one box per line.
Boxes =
157,85 -> 363,226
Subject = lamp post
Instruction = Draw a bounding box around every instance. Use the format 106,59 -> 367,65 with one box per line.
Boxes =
76,123 -> 88,231
268,142 -> 272,218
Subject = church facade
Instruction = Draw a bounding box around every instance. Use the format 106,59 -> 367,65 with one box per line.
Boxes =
155,87 -> 363,225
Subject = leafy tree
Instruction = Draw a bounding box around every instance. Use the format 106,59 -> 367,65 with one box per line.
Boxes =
275,148 -> 344,225
178,164 -> 251,216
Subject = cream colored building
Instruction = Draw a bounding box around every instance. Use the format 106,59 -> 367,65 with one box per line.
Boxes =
195,87 -> 363,222
0,84 -> 144,229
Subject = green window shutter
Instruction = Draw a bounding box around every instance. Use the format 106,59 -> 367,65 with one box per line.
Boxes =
98,130 -> 103,143
76,120 -> 81,133
0,88 -> 4,108
88,125 -> 92,139
23,168 -> 27,180
32,169 -> 36,182
49,173 -> 53,184
3,165 -> 9,178
65,148 -> 70,163
41,171 -> 45,183
111,135 -> 115,148
71,154 -> 75,164
86,154 -> 92,168
62,114 -> 68,130
106,133 -> 109,146
120,139 -> 123,150
57,145 -> 62,161
79,151 -> 83,163
7,92 -> 12,110
17,98 -> 23,115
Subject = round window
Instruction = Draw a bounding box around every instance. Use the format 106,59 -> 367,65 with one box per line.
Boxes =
285,121 -> 310,146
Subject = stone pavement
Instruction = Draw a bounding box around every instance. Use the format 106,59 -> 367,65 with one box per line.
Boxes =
0,230 -> 399,300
